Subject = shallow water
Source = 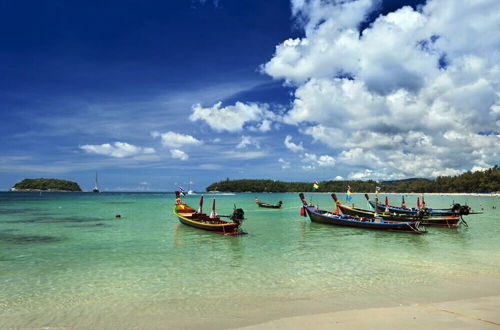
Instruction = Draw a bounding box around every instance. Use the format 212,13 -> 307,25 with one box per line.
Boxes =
0,192 -> 499,328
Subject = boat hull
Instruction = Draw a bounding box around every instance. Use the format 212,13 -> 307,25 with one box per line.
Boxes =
338,204 -> 460,228
255,199 -> 282,209
173,202 -> 242,235
304,207 -> 424,233
176,214 -> 240,234
370,202 -> 456,216
256,203 -> 281,209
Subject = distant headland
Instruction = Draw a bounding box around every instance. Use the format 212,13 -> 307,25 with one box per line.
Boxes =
10,178 -> 82,192
206,166 -> 500,193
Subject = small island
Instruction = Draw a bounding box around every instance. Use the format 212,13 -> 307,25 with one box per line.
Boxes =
10,178 -> 82,192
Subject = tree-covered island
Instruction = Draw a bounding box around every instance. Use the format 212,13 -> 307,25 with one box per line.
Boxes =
10,178 -> 82,192
206,166 -> 500,193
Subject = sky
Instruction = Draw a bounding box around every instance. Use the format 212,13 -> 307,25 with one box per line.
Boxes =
0,0 -> 499,192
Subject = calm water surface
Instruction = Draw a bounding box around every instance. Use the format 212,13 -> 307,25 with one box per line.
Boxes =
1,192 -> 499,328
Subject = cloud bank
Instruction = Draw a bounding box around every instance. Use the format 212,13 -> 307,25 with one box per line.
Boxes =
264,0 -> 499,179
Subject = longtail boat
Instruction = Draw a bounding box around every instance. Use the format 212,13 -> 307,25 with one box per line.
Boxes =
364,194 -> 476,217
333,194 -> 462,228
173,191 -> 245,235
255,198 -> 283,209
299,193 -> 425,234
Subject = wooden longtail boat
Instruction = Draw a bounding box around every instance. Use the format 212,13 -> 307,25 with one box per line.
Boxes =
299,193 -> 425,234
333,194 -> 461,228
173,191 -> 245,235
364,194 -> 475,217
255,198 -> 283,209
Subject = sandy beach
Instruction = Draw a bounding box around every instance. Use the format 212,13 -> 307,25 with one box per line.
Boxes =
238,295 -> 500,329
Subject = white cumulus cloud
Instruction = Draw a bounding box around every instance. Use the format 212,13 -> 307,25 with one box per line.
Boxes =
80,142 -> 155,158
284,135 -> 305,152
151,131 -> 202,148
190,101 -> 276,132
170,149 -> 189,161
302,152 -> 336,167
236,135 -> 261,149
262,0 -> 500,178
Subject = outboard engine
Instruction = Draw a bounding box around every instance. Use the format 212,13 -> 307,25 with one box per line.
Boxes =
416,208 -> 430,218
460,205 -> 471,215
231,208 -> 245,224
451,203 -> 462,214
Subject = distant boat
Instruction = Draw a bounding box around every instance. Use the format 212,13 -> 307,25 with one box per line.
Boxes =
255,198 -> 283,209
92,172 -> 100,193
187,179 -> 194,195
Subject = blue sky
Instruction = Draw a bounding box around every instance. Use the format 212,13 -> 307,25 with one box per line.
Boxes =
1,0 -> 498,192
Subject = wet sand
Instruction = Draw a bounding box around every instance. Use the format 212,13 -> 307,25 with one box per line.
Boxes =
1,285 -> 499,329
238,295 -> 500,329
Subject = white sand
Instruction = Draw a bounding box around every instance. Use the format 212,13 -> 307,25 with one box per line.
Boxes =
236,295 -> 500,329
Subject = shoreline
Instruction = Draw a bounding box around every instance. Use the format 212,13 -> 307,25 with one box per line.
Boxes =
231,275 -> 500,330
3,275 -> 499,329
237,295 -> 500,329
362,192 -> 500,197
2,190 -> 499,196
300,192 -> 500,197
8,189 -> 82,192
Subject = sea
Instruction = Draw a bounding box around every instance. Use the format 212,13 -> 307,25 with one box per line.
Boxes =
1,192 -> 499,329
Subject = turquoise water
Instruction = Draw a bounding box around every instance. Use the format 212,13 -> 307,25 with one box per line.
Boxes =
1,192 -> 499,328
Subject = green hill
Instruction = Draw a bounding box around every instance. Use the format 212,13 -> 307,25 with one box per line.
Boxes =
11,178 -> 82,192
206,166 -> 500,193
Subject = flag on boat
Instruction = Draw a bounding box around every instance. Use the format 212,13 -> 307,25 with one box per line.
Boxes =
312,181 -> 319,191
179,186 -> 185,196
346,185 -> 352,202
375,186 -> 381,194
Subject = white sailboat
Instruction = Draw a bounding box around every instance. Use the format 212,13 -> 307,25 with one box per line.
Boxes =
187,179 -> 194,195
92,172 -> 100,193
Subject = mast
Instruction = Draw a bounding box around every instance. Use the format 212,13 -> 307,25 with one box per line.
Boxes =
93,172 -> 100,193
